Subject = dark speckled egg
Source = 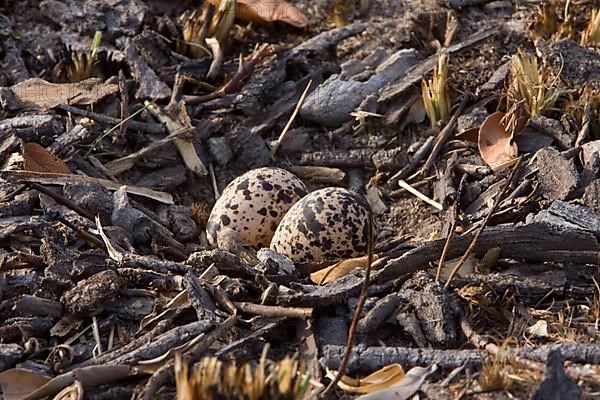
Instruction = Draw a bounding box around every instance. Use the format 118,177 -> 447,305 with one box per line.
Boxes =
270,187 -> 372,263
206,167 -> 307,248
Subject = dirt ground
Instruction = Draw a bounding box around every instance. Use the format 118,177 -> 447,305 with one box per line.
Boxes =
2,0 -> 600,399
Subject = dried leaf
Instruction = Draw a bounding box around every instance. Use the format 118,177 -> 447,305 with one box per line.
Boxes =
207,0 -> 309,28
18,365 -> 137,400
456,127 -> 479,143
356,364 -> 438,400
95,216 -> 124,263
139,289 -> 189,331
6,78 -> 118,110
326,364 -> 405,394
438,253 -> 477,282
23,142 -> 71,174
52,381 -> 83,400
310,254 -> 379,285
478,111 -> 518,171
0,170 -> 174,204
146,101 -> 208,176
0,368 -> 52,400
527,319 -> 549,338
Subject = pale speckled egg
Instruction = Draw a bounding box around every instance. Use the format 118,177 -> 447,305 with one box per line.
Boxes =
270,187 -> 372,263
206,167 -> 307,248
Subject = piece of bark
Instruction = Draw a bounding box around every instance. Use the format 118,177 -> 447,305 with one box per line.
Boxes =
108,320 -> 214,366
39,0 -> 146,38
451,263 -> 597,305
514,127 -> 554,153
207,136 -> 233,166
0,316 -> 55,341
396,310 -> 429,348
299,147 -> 405,169
1,37 -> 30,84
184,272 -> 217,322
399,272 -> 459,347
582,180 -> 600,212
224,125 -> 271,169
0,216 -> 52,241
529,114 -> 573,149
288,22 -> 367,58
374,221 -> 599,284
438,0 -> 496,6
532,350 -> 582,400
288,166 -> 346,185
534,147 -> 579,201
519,343 -> 600,365
0,115 -> 63,143
61,270 -> 123,316
13,295 -> 64,318
125,39 -> 171,100
315,315 -> 348,347
117,268 -> 180,292
0,191 -> 37,218
111,253 -> 188,274
300,49 -> 418,127
0,343 -> 24,371
63,182 -> 114,224
534,201 -> 600,238
104,296 -> 155,320
378,27 -> 499,103
356,293 -> 403,336
40,230 -> 79,284
134,165 -> 188,191
48,125 -> 92,158
321,345 -> 484,373
70,320 -> 172,369
278,274 -> 363,308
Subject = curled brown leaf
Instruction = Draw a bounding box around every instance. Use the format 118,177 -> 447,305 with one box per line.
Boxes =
478,111 -> 519,171
208,0 -> 309,28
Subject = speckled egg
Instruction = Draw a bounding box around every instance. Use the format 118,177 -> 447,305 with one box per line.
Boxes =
206,167 -> 307,248
270,187 -> 372,263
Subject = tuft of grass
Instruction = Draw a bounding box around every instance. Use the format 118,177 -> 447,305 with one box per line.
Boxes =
178,0 -> 236,59
175,347 -> 310,400
506,50 -> 559,119
422,52 -> 452,128
479,354 -> 510,392
581,8 -> 600,46
52,31 -> 108,83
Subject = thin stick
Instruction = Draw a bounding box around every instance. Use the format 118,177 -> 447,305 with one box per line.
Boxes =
575,101 -> 591,147
436,209 -> 457,282
435,173 -> 466,282
320,213 -> 375,397
387,134 -> 436,187
271,79 -> 313,156
421,93 -> 470,175
57,104 -> 165,134
398,179 -> 443,210
444,158 -> 521,288
92,316 -> 103,356
209,162 -> 220,200
233,302 -> 313,318
29,182 -> 95,221
184,44 -> 273,105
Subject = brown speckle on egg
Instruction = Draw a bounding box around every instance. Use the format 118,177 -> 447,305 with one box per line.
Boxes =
270,187 -> 372,263
206,167 -> 307,248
